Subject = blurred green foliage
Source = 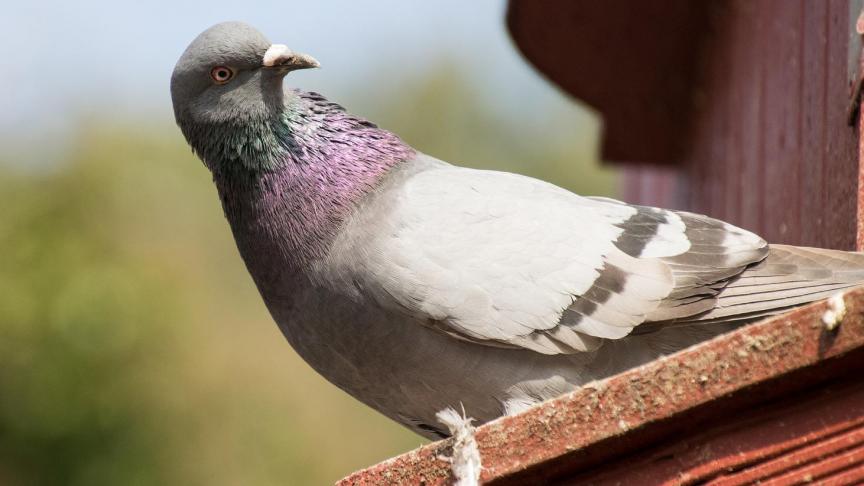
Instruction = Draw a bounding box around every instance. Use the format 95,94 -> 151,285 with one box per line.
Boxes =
0,69 -> 614,485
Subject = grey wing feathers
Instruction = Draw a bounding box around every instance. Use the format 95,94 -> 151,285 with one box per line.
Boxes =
606,207 -> 864,328
552,205 -> 770,344
645,210 -> 769,321
342,164 -> 864,357
584,202 -> 769,314
669,244 -> 864,325
451,199 -> 773,353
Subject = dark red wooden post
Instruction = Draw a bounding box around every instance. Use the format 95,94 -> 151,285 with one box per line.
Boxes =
508,0 -> 864,251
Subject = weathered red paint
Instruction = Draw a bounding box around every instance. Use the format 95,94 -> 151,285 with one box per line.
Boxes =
508,0 -> 864,251
338,287 -> 864,485
670,0 -> 862,250
506,0 -> 707,166
562,380 -> 864,485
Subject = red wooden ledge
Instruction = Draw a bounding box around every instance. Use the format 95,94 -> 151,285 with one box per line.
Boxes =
338,286 -> 864,485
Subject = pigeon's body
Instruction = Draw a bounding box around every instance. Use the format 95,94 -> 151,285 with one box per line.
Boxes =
172,22 -> 864,439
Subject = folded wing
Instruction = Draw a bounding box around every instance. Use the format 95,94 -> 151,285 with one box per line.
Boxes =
331,163 -> 775,355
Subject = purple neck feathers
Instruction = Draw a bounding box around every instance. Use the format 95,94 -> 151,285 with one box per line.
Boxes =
211,91 -> 415,268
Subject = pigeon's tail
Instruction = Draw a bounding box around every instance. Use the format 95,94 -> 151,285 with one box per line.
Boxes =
582,244 -> 864,381
689,244 -> 864,324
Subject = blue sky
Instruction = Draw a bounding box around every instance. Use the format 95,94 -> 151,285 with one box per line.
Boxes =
1,0 -> 594,138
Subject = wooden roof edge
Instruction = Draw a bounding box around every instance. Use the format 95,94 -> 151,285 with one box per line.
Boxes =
505,0 -> 714,164
338,286 -> 864,485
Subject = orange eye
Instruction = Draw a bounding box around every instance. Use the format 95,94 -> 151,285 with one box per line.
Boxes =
210,66 -> 234,84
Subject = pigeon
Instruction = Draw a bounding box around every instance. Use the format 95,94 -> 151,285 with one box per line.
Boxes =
171,22 -> 864,439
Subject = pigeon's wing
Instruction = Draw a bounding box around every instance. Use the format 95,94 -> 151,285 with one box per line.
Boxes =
330,165 -> 768,355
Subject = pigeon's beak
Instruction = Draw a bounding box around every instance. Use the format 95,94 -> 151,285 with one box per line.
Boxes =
262,44 -> 320,72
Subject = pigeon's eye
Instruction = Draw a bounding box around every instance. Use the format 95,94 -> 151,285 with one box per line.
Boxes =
210,66 -> 235,84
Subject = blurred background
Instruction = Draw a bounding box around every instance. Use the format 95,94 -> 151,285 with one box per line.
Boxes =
0,1 -> 615,484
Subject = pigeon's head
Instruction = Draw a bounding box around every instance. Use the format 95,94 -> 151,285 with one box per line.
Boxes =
171,21 -> 319,127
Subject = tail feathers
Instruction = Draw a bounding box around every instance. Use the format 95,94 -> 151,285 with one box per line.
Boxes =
677,245 -> 864,324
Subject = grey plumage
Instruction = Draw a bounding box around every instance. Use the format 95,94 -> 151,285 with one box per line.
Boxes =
171,22 -> 864,439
